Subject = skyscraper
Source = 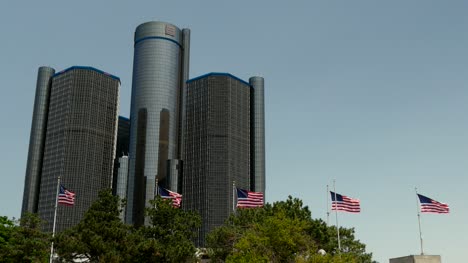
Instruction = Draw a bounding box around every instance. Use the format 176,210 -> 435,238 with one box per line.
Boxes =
112,116 -> 130,196
126,21 -> 190,226
21,66 -> 120,232
21,66 -> 55,217
112,116 -> 130,221
249,76 -> 265,195
116,156 -> 129,220
182,73 -> 264,246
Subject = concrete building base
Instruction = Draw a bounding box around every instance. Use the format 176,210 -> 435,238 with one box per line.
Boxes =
389,255 -> 441,263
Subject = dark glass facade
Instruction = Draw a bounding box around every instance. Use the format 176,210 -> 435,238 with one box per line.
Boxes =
35,67 -> 120,232
126,21 -> 190,225
116,156 -> 129,220
183,73 -> 252,246
249,77 -> 265,195
22,67 -> 55,216
112,116 -> 130,195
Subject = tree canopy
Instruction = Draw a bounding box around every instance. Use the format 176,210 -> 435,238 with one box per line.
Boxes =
55,189 -> 133,262
206,196 -> 374,263
0,213 -> 50,262
55,190 -> 201,263
2,193 -> 375,262
132,197 -> 201,262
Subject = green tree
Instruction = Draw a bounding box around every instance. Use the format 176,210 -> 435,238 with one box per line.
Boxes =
0,213 -> 50,262
133,197 -> 202,262
323,225 -> 373,263
55,189 -> 133,262
226,210 -> 317,262
0,216 -> 15,248
207,196 -> 374,263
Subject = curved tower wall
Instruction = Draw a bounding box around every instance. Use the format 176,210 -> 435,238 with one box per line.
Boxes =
116,156 -> 129,221
126,21 -> 189,225
178,28 -> 191,159
249,76 -> 265,197
21,66 -> 55,216
37,67 -> 120,232
183,73 -> 252,246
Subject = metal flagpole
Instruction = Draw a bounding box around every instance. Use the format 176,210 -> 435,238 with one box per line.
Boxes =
232,181 -> 236,212
154,178 -> 159,208
333,180 -> 341,254
326,184 -> 330,226
415,187 -> 424,255
49,176 -> 61,263
155,178 -> 159,197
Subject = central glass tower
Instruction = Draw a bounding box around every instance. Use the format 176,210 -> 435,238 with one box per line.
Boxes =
126,21 -> 190,225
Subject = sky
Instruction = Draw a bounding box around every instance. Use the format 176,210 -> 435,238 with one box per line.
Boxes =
1,1 -> 467,262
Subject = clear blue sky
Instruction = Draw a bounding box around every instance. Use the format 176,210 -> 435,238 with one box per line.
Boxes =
1,1 -> 467,262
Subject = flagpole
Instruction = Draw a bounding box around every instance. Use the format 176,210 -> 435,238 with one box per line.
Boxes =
232,181 -> 236,212
333,180 -> 341,254
154,178 -> 159,208
49,176 -> 61,263
415,187 -> 424,255
156,178 -> 159,197
326,184 -> 330,226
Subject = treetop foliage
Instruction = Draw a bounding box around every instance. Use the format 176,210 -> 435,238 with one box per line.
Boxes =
207,196 -> 375,263
2,193 -> 375,262
0,213 -> 50,262
55,190 -> 201,263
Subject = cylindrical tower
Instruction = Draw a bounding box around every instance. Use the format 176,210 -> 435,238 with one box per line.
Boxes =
249,76 -> 265,198
126,21 -> 190,225
21,66 -> 55,216
178,28 -> 191,160
116,156 -> 129,221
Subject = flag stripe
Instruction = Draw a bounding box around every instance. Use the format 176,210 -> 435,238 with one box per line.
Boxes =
236,188 -> 264,208
159,187 -> 182,208
417,194 -> 449,214
58,185 -> 75,206
330,191 -> 360,213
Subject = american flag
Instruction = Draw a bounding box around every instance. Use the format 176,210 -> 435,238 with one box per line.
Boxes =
417,194 -> 449,214
330,191 -> 360,213
236,188 -> 264,208
58,185 -> 75,206
158,187 -> 182,208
